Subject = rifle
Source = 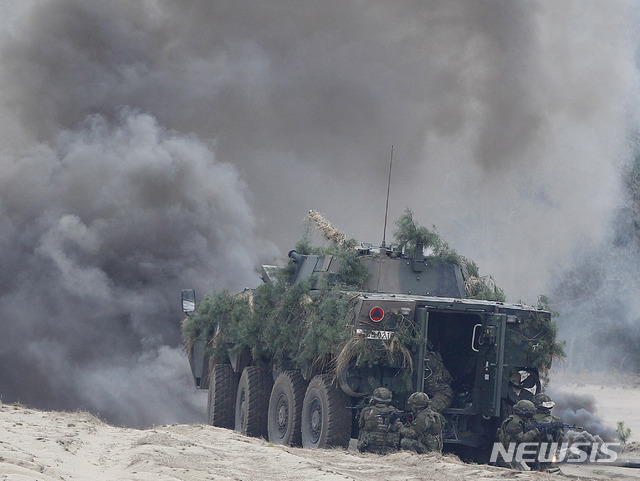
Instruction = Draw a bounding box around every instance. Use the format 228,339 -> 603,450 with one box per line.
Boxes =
524,421 -> 583,434
376,410 -> 413,424
346,403 -> 369,411
346,403 -> 369,421
523,422 -> 583,471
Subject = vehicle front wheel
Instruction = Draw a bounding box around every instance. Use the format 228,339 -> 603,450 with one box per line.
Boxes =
301,374 -> 351,449
235,366 -> 272,437
207,363 -> 237,428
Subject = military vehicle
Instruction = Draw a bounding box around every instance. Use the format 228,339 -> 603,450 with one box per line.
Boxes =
181,215 -> 561,460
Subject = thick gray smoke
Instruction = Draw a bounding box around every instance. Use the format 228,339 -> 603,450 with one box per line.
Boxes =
0,109 -> 274,425
1,1 -> 640,426
547,389 -> 618,442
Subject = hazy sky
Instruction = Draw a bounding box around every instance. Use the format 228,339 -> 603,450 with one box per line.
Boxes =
1,1 -> 639,426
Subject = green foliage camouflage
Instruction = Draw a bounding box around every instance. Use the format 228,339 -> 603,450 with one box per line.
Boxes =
295,236 -> 370,288
182,210 -> 564,384
182,242 -> 363,375
504,295 -> 566,380
463,259 -> 506,302
181,289 -> 258,364
336,311 -> 420,392
393,208 -> 459,264
394,209 -> 505,301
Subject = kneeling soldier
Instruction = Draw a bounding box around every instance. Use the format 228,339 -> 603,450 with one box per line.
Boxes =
399,392 -> 445,453
496,399 -> 540,470
532,393 -> 563,473
357,387 -> 402,454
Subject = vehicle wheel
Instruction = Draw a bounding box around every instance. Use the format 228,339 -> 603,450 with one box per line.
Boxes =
268,370 -> 306,446
301,374 -> 351,449
207,364 -> 237,428
235,366 -> 272,437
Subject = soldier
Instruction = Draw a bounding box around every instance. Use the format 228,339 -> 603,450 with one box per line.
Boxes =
496,399 -> 540,470
533,392 -> 564,436
399,392 -> 445,454
532,393 -> 562,428
532,393 -> 563,472
357,387 -> 402,454
423,347 -> 453,412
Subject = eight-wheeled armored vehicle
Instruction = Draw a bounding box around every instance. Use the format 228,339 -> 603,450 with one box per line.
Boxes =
182,241 -> 558,460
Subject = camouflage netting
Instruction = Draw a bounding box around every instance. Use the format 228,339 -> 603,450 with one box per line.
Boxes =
181,240 -> 368,377
393,209 -> 506,301
182,210 -> 563,383
505,295 -> 566,381
305,209 -> 346,246
335,310 -> 421,392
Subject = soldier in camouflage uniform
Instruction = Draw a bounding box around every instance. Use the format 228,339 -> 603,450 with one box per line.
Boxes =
496,399 -> 540,470
357,387 -> 402,454
531,393 -> 563,472
399,392 -> 445,453
423,348 -> 453,412
532,393 -> 562,438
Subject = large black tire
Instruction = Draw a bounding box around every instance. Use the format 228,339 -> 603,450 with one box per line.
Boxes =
207,364 -> 237,428
235,366 -> 273,437
268,371 -> 307,446
301,374 -> 351,449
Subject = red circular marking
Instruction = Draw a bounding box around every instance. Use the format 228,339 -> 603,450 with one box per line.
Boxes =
369,307 -> 384,322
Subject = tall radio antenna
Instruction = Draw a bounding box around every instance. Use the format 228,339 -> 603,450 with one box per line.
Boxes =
381,145 -> 393,248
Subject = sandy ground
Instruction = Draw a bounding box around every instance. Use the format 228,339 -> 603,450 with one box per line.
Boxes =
2,399 -> 640,481
565,383 -> 640,443
2,373 -> 640,481
546,376 -> 640,479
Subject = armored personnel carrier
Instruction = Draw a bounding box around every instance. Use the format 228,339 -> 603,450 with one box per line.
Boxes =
181,212 -> 562,460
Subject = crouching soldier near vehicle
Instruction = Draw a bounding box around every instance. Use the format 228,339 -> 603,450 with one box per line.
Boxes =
399,392 -> 445,454
532,393 -> 563,440
357,387 -> 403,454
531,393 -> 563,473
496,400 -> 540,470
423,347 -> 453,412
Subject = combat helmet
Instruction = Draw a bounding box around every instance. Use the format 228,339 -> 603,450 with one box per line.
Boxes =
372,387 -> 392,403
513,399 -> 537,417
407,392 -> 430,409
533,393 -> 555,411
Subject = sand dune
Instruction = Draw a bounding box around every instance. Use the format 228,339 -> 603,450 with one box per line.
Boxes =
4,400 -> 640,481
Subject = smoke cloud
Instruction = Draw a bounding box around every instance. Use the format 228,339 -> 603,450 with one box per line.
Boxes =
1,1 -> 640,425
547,389 -> 619,442
0,108 -> 273,425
